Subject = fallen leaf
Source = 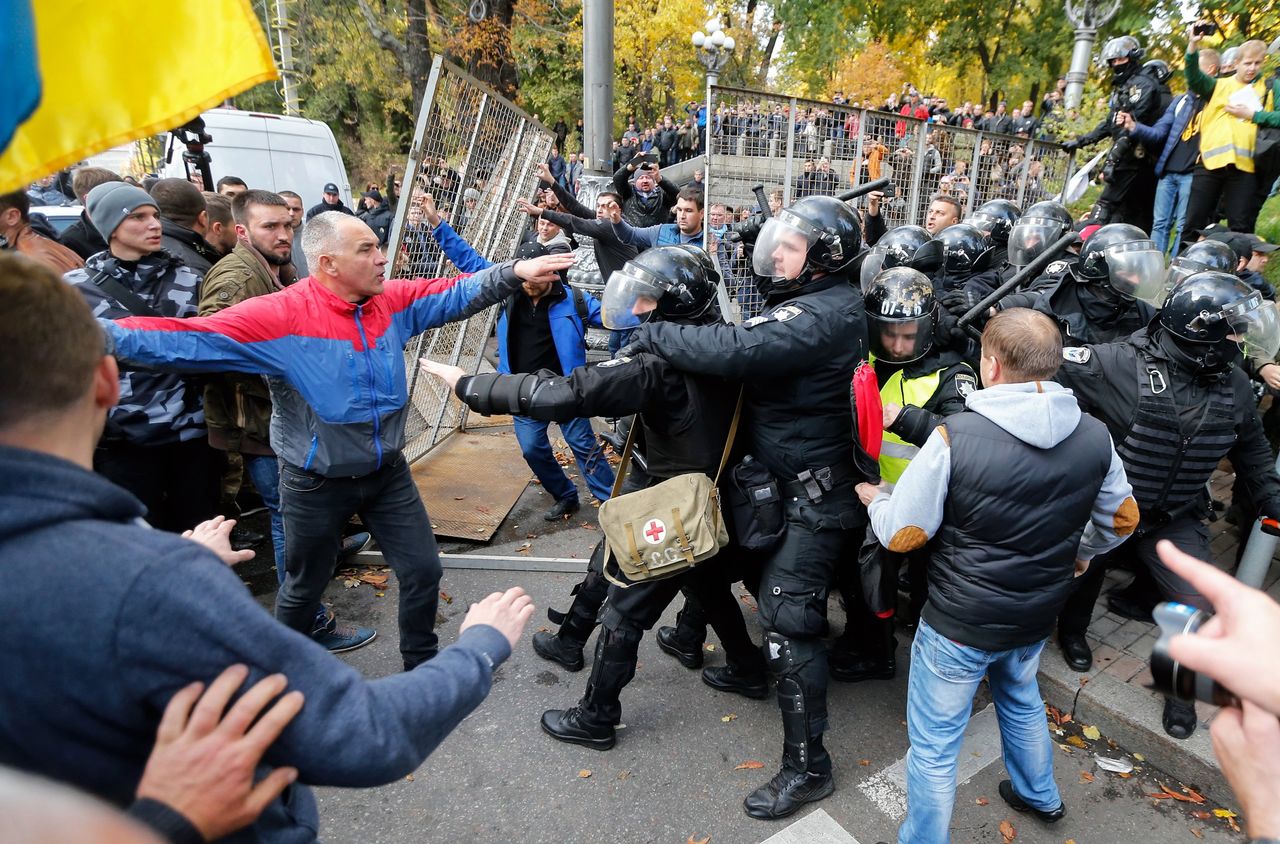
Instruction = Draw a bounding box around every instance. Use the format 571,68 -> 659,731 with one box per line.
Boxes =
721,714 -> 737,722
404,774 -> 414,782
1152,782 -> 1204,803
1190,829 -> 1203,839
735,760 -> 765,770
375,591 -> 385,597
577,769 -> 592,778
1065,735 -> 1087,749
1191,811 -> 1212,820
526,532 -> 538,539
859,759 -> 871,766
342,578 -> 360,589
1133,752 -> 1145,761
1213,809 -> 1237,819
998,818 -> 1016,842
439,590 -> 452,604
357,573 -> 388,587
1082,725 -> 1101,741
976,797 -> 989,806
580,522 -> 597,530
1145,792 -> 1173,800
1182,786 -> 1206,803
704,643 -> 716,651
1118,772 -> 1132,778
1079,771 -> 1094,783
687,837 -> 710,844
617,770 -> 631,780
1056,743 -> 1074,754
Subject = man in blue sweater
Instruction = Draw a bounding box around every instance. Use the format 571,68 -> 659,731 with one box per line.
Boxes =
0,251 -> 535,843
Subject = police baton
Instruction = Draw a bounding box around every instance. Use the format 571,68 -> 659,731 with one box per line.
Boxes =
837,178 -> 890,202
751,184 -> 772,218
956,231 -> 1079,340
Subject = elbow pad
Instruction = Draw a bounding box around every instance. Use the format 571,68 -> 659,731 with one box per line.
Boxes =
456,373 -> 538,416
526,378 -> 581,421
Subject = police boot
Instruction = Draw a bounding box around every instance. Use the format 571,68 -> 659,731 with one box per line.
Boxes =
828,615 -> 896,683
540,627 -> 639,751
655,600 -> 707,669
532,581 -> 603,673
743,677 -> 834,820
703,646 -> 770,699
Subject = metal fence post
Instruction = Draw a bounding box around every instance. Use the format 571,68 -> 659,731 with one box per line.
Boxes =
851,109 -> 866,194
783,98 -> 798,205
967,131 -> 984,215
1015,140 -> 1035,209
908,120 -> 927,227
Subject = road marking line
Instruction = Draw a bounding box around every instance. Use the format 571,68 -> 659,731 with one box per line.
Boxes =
758,808 -> 861,844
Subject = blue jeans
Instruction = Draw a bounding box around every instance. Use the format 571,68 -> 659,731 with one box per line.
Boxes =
898,620 -> 1060,844
513,414 -> 615,503
1151,171 -> 1194,255
244,455 -> 286,580
277,453 -> 442,667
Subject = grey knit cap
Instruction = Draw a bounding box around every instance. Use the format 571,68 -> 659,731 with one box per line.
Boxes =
86,182 -> 159,242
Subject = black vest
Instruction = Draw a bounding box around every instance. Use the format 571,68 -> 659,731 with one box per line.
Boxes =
925,409 -> 1113,652
1114,354 -> 1235,517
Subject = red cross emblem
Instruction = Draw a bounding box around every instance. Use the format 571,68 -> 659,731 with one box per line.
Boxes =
643,519 -> 667,544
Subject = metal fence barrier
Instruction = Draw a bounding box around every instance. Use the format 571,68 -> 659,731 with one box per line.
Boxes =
384,57 -> 554,463
705,85 -> 1077,320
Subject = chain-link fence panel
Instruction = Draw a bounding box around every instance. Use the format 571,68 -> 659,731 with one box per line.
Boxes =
384,57 -> 554,463
704,85 -> 1076,321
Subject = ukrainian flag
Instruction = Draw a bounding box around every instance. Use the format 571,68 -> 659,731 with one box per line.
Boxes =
0,0 -> 278,193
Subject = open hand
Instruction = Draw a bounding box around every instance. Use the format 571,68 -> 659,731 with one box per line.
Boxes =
515,198 -> 543,218
418,358 -> 467,390
514,252 -> 576,284
182,516 -> 254,567
460,587 -> 536,650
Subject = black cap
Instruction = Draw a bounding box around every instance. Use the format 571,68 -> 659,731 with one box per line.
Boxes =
323,182 -> 339,194
1206,231 -> 1251,264
515,241 -> 549,261
362,189 -> 383,202
1241,233 -> 1280,254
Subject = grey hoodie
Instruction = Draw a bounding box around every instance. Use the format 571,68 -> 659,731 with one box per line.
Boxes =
868,380 -> 1136,563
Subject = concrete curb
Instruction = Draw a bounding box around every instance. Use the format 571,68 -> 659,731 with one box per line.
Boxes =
1036,646 -> 1234,809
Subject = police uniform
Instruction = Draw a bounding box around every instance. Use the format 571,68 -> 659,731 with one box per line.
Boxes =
1055,329 -> 1280,634
1000,262 -> 1156,346
1074,71 -> 1162,231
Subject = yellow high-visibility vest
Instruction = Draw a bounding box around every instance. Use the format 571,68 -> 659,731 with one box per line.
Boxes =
1200,76 -> 1271,172
878,365 -> 943,484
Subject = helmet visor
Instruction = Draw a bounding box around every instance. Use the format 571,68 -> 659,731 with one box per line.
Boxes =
600,263 -> 667,329
1104,240 -> 1166,302
859,246 -> 897,291
1007,219 -> 1061,267
752,211 -> 820,281
869,312 -> 935,363
966,211 -> 1001,238
1156,257 -> 1214,308
1225,294 -> 1280,359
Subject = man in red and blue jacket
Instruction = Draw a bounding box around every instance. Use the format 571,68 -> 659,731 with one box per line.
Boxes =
103,211 -> 574,669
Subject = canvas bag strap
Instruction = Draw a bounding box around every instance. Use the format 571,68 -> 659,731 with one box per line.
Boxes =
712,388 -> 745,488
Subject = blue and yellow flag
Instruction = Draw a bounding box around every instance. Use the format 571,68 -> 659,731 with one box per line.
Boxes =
0,0 -> 278,193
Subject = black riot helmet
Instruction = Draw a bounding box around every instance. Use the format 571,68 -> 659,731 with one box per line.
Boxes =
1007,200 -> 1073,267
1144,58 -> 1173,84
600,245 -> 720,329
966,199 -> 1022,246
859,224 -> 934,290
1101,36 -> 1144,84
915,222 -> 996,277
865,267 -> 936,363
1160,271 -> 1280,363
752,195 -> 863,295
1159,239 -> 1237,306
1077,223 -> 1165,302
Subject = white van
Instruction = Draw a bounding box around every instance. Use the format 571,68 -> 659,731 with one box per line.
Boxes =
159,108 -> 351,210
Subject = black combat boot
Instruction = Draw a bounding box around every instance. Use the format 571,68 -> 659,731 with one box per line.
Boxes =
828,614 -> 897,682
541,627 -> 639,751
532,580 -> 604,672
744,679 -> 834,820
655,601 -> 707,669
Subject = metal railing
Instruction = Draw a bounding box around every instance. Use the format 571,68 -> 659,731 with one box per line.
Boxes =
384,57 -> 554,462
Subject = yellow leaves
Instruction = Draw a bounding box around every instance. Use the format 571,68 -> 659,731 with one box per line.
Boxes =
1212,809 -> 1237,819
1081,725 -> 1101,741
826,41 -> 909,105
735,760 -> 765,770
998,818 -> 1016,842
721,714 -> 737,722
577,769 -> 592,779
1064,735 -> 1088,749
1079,771 -> 1095,783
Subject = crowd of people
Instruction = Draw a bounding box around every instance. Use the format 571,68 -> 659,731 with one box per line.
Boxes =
5,19 -> 1280,844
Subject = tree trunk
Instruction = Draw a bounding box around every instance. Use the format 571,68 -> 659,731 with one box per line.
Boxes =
453,0 -> 519,99
406,0 -> 432,111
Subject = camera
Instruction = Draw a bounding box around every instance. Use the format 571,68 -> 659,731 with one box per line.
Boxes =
1193,22 -> 1217,36
1149,602 -> 1239,706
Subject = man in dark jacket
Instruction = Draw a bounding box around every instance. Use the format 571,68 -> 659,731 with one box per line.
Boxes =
59,167 -> 121,259
64,182 -> 219,533
150,178 -> 224,278
612,160 -> 679,228
356,189 -> 393,248
0,250 -> 534,843
304,182 -> 354,222
861,308 -> 1136,844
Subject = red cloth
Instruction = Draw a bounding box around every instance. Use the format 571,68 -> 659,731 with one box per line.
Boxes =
853,361 -> 882,461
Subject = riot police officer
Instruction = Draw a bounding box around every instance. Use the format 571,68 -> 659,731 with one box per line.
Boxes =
858,224 -> 936,291
419,246 -> 768,748
949,223 -> 1164,346
920,222 -> 1000,297
965,199 -> 1021,279
1054,271 -> 1280,739
830,268 -> 977,681
621,195 -> 869,820
1062,36 -> 1163,231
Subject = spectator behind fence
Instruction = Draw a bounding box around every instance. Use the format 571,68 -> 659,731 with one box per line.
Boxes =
0,189 -> 83,274
101,211 -> 571,668
859,308 -> 1136,844
1182,29 -> 1271,236
0,252 -> 536,841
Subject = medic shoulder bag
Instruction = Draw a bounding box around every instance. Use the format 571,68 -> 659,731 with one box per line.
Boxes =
599,391 -> 742,588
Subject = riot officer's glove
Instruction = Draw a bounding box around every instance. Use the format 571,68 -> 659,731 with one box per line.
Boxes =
940,288 -> 983,320
615,326 -> 652,359
1061,139 -> 1079,153
932,303 -> 966,347
726,213 -> 767,245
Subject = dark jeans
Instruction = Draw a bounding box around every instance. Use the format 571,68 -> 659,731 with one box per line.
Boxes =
277,453 -> 442,667
1182,163 -> 1258,243
94,437 -> 220,533
1058,516 -> 1210,637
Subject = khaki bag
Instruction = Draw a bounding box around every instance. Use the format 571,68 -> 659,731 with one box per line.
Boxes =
599,392 -> 742,588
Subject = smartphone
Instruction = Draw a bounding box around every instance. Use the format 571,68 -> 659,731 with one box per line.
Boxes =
1194,21 -> 1217,36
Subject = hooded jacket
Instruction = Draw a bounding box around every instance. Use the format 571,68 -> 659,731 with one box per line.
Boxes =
868,381 -> 1136,651
103,262 -> 521,477
0,444 -> 511,844
160,219 -> 221,278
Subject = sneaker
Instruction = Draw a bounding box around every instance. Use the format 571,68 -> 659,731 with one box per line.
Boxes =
339,531 -> 373,561
544,498 -> 581,522
311,609 -> 376,653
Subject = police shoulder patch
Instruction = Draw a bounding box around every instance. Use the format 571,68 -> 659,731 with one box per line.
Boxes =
598,356 -> 631,368
1046,260 -> 1068,276
742,315 -> 770,328
772,304 -> 805,322
1062,346 -> 1091,363
954,373 -> 977,397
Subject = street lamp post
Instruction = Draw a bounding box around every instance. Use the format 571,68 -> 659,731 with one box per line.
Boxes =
1063,0 -> 1120,110
691,18 -> 734,258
